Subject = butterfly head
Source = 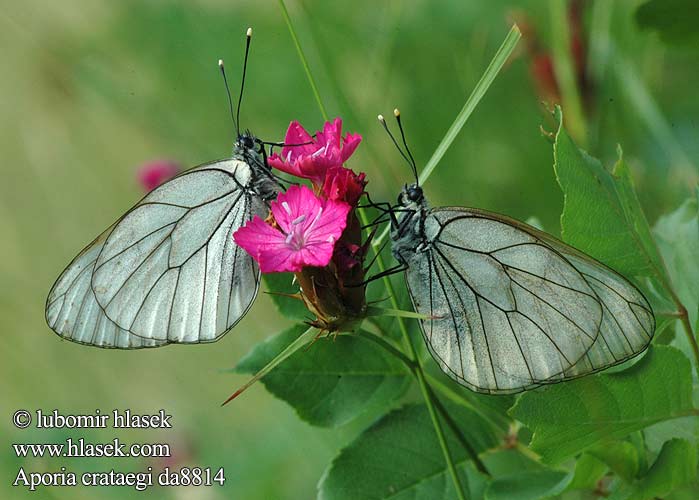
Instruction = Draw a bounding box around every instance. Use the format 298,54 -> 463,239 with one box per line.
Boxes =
398,183 -> 425,210
235,130 -> 258,154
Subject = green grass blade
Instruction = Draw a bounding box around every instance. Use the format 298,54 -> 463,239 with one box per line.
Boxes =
549,0 -> 587,146
418,24 -> 521,185
278,0 -> 329,121
370,24 -> 521,248
365,306 -> 432,320
221,326 -> 316,406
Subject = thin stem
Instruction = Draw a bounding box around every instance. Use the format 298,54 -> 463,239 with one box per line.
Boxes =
646,231 -> 699,374
424,372 -> 510,433
549,0 -> 587,147
656,310 -> 685,318
277,0 -> 329,122
356,329 -> 415,369
427,385 -> 489,476
673,301 -> 699,377
362,246 -> 467,500
358,328 -> 495,475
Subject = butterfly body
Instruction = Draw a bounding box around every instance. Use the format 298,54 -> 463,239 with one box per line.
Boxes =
391,183 -> 655,394
46,135 -> 278,349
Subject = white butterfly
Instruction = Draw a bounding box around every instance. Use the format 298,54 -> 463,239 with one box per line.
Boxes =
45,133 -> 279,348
391,182 -> 655,394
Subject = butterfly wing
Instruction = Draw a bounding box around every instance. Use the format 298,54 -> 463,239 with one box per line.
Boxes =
405,207 -> 654,394
46,158 -> 267,347
46,226 -> 166,348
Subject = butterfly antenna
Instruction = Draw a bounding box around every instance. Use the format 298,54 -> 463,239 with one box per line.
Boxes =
394,108 -> 419,185
218,59 -> 238,133
236,27 -> 253,137
377,114 -> 413,174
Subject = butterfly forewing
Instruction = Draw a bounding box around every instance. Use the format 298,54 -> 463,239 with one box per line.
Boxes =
405,207 -> 654,394
47,158 -> 267,348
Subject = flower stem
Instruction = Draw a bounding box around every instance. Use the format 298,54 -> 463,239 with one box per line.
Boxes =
279,6 -> 476,495
358,329 -> 495,475
671,297 -> 699,378
277,0 -> 329,122
426,385 -> 490,476
423,372 -> 510,434
360,248 -> 468,499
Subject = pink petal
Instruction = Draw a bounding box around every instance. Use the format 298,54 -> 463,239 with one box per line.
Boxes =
341,133 -> 362,162
270,185 -> 321,232
233,216 -> 286,253
257,243 -> 299,272
301,198 -> 350,245
268,153 -> 301,177
281,121 -> 316,161
293,244 -> 334,268
234,185 -> 351,273
322,166 -> 367,206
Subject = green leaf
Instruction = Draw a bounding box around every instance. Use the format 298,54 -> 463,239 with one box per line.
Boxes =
318,403 -> 498,500
479,448 -> 572,499
587,441 -> 639,482
236,326 -> 411,427
653,189 -> 699,350
643,416 -> 699,456
552,107 -> 665,281
610,439 -> 698,500
485,469 -> 570,500
653,315 -> 677,345
423,365 -> 514,433
566,453 -> 608,491
509,345 -> 696,464
480,448 -> 547,476
636,0 -> 699,47
262,273 -> 309,321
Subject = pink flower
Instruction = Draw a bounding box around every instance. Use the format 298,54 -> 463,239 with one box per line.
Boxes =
322,166 -> 367,206
268,118 -> 362,185
233,185 -> 350,273
137,160 -> 180,192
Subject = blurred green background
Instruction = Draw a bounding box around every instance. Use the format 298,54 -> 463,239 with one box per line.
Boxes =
2,0 -> 697,498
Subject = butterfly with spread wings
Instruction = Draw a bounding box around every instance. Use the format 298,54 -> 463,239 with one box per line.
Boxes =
45,134 -> 278,349
380,111 -> 654,394
45,29 -> 280,349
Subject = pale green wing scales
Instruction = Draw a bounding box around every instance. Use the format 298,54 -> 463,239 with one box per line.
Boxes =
404,207 -> 654,394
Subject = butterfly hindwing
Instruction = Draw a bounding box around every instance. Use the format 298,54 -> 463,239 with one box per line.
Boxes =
404,207 -> 654,394
46,226 -> 167,348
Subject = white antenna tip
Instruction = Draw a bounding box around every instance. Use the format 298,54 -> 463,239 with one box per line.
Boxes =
377,114 -> 385,122
218,59 -> 224,67
393,108 -> 400,117
246,27 -> 253,37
